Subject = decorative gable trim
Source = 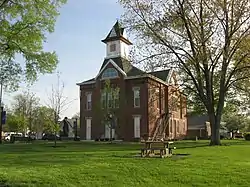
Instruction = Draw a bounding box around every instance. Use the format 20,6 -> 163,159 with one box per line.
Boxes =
109,27 -> 117,37
95,59 -> 127,80
166,69 -> 174,84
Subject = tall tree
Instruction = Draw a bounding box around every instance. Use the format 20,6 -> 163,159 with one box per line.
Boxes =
46,72 -> 73,124
32,106 -> 55,137
11,91 -> 40,134
0,0 -> 67,143
119,0 -> 250,145
4,113 -> 24,132
46,72 -> 74,145
0,0 -> 67,85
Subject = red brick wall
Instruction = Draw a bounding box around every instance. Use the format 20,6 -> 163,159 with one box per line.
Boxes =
80,63 -> 149,141
79,66 -> 187,141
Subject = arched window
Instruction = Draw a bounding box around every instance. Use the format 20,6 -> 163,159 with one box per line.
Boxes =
102,68 -> 118,79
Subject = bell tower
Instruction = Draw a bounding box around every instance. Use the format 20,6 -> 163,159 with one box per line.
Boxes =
102,21 -> 132,59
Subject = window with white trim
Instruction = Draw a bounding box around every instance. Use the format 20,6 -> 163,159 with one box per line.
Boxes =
133,87 -> 140,108
101,91 -> 106,109
102,68 -> 118,79
86,93 -> 92,110
113,91 -> 119,108
177,120 -> 180,133
107,92 -> 112,108
170,120 -> 173,133
101,89 -> 120,109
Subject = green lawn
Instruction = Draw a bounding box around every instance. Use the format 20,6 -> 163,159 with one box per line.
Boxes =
0,140 -> 249,187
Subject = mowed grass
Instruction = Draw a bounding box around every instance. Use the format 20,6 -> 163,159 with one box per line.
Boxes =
0,140 -> 249,187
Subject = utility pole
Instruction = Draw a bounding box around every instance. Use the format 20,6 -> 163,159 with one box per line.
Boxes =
0,82 -> 3,144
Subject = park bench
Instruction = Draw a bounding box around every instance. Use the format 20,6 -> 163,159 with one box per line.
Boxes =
140,141 -> 176,158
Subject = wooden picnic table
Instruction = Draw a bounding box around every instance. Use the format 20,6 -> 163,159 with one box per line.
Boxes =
143,141 -> 173,149
140,141 -> 175,158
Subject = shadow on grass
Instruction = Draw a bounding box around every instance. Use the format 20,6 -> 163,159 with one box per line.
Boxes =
0,180 -> 10,187
109,152 -> 191,160
0,179 -> 52,187
173,139 -> 248,149
0,139 -> 248,155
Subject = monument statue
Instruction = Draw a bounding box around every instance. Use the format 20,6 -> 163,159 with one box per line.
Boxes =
60,117 -> 74,138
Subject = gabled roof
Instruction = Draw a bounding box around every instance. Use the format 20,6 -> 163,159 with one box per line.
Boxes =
76,78 -> 95,86
101,21 -> 132,45
95,59 -> 127,79
99,57 -> 144,76
148,69 -> 171,82
76,57 -> 172,86
187,115 -> 209,130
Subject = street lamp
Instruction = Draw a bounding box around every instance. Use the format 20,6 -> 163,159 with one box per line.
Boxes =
109,114 -> 113,120
74,118 -> 78,140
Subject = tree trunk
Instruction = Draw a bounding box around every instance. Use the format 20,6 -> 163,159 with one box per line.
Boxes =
110,127 -> 113,143
209,114 -> 221,145
54,131 -> 57,147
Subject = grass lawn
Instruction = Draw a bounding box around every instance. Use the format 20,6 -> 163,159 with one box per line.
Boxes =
0,140 -> 249,187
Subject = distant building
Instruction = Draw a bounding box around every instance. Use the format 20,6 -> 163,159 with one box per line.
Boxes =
187,114 -> 211,139
77,21 -> 187,141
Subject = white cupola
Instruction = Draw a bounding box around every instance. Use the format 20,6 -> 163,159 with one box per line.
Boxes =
101,20 -> 132,59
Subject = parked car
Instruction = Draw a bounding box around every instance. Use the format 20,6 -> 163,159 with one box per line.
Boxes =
27,132 -> 37,140
42,134 -> 61,141
5,133 -> 22,141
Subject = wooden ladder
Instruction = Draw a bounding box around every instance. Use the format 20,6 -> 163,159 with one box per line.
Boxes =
151,113 -> 170,141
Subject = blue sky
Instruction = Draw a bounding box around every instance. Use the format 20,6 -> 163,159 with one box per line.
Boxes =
4,0 -> 124,118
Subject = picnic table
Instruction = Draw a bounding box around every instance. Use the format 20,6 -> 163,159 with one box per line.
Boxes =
140,141 -> 175,158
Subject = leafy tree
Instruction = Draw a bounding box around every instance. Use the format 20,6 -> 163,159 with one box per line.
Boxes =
11,91 -> 40,133
0,0 -> 67,143
119,0 -> 250,145
33,105 -> 60,145
222,101 -> 250,136
5,113 -> 22,132
32,106 -> 55,136
0,0 -> 67,87
223,115 -> 250,134
95,79 -> 120,141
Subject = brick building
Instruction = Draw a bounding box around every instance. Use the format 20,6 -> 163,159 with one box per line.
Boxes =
77,21 -> 187,141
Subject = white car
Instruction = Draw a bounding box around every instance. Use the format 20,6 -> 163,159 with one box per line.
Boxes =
5,133 -> 23,141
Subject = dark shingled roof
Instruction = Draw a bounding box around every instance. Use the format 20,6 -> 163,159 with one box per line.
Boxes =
187,115 -> 209,130
101,21 -> 132,45
78,78 -> 95,85
78,57 -> 171,85
148,69 -> 170,82
99,57 -> 145,76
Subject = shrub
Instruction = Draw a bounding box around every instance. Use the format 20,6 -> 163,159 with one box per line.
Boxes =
243,132 -> 250,141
